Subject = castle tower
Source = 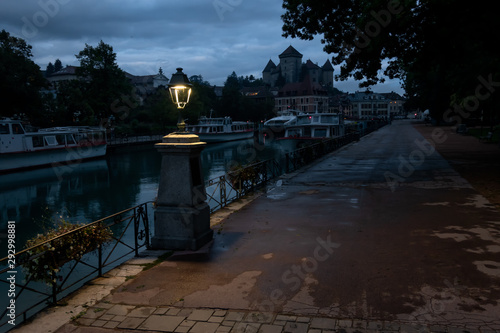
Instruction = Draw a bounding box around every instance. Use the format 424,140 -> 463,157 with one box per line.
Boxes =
262,59 -> 277,86
278,45 -> 303,83
321,59 -> 334,87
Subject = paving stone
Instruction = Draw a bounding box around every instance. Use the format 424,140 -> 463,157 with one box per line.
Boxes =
175,325 -> 192,333
310,317 -> 336,330
178,309 -> 194,317
297,317 -> 310,323
338,320 -> 353,328
90,319 -> 107,327
99,314 -> 115,321
188,309 -> 215,321
93,302 -> 114,309
382,322 -> 399,331
367,321 -> 384,330
76,318 -> 95,326
81,309 -> 105,319
260,324 -> 285,333
352,320 -> 367,329
284,322 -> 308,333
179,319 -> 196,327
117,317 -> 146,329
139,315 -> 185,331
129,306 -> 157,318
216,326 -> 232,333
209,316 -> 225,323
245,312 -> 274,324
106,304 -> 136,316
226,311 -> 246,321
112,315 -> 127,322
307,330 -> 322,333
276,315 -> 297,322
222,320 -> 237,327
167,308 -> 182,315
154,307 -> 170,315
190,321 -> 220,333
214,310 -> 228,317
103,321 -> 120,329
231,322 -> 260,333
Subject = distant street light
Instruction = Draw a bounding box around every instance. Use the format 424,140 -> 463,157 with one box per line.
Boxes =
168,68 -> 192,132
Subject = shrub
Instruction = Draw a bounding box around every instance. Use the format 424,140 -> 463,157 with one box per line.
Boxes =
22,220 -> 112,285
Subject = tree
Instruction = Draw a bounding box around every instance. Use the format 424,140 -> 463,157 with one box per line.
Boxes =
0,29 -> 46,119
282,0 -> 500,122
54,58 -> 62,72
46,62 -> 55,77
75,40 -> 132,123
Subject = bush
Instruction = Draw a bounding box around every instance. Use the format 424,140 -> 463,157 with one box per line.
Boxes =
22,220 -> 112,285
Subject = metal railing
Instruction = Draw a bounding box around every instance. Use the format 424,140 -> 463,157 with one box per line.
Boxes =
205,132 -> 361,212
0,202 -> 152,331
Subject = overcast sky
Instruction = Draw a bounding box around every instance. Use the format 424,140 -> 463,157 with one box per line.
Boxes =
1,0 -> 403,94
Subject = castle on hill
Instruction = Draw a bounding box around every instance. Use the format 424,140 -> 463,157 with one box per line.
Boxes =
262,46 -> 334,88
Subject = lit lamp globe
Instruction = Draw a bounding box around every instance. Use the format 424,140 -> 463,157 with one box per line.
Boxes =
168,68 -> 193,133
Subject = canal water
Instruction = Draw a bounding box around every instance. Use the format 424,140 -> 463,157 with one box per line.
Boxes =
0,136 -> 287,253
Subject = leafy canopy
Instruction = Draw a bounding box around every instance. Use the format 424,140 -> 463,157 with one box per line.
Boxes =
282,0 -> 500,120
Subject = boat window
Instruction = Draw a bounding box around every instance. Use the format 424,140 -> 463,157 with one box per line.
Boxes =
288,129 -> 301,137
44,136 -> 58,146
0,124 -> 9,134
314,129 -> 327,137
297,116 -> 312,125
312,116 -> 319,123
321,115 -> 335,123
56,134 -> 65,145
32,135 -> 43,147
67,135 -> 76,145
12,124 -> 24,134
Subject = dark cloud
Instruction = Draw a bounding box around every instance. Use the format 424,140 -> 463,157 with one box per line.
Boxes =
0,0 -> 403,92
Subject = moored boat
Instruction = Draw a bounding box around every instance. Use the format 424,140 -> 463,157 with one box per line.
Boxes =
263,109 -> 301,137
187,116 -> 254,143
277,113 -> 345,150
0,118 -> 107,173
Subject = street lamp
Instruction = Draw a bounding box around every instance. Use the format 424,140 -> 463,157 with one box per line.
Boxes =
168,68 -> 192,132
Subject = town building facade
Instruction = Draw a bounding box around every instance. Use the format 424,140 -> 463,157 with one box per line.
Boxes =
348,91 -> 405,119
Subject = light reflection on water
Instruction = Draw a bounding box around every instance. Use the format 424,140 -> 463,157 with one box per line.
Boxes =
0,136 -> 286,251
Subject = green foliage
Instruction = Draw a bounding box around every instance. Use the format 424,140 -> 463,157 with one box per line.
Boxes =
282,0 -> 500,122
23,219 -> 112,285
0,29 -> 46,118
75,40 -> 133,122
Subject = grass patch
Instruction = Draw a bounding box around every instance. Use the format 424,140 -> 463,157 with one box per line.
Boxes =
467,126 -> 500,143
140,251 -> 173,271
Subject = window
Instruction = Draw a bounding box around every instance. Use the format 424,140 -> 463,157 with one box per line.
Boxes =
314,129 -> 327,137
44,136 -> 58,146
0,124 -> 9,134
12,124 -> 24,134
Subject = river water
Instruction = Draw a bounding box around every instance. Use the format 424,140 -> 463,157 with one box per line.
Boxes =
0,136 -> 287,252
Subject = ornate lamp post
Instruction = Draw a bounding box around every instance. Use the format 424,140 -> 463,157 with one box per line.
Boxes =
151,68 -> 213,251
168,68 -> 192,132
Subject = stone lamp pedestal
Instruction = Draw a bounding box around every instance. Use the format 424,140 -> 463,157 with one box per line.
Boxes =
151,133 -> 213,251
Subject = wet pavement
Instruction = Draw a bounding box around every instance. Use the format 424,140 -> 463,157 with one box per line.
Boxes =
14,120 -> 500,332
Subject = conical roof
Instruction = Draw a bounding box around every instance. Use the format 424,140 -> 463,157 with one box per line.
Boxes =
263,59 -> 277,72
279,45 -> 303,58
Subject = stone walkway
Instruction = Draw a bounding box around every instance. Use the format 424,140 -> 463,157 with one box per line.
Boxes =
65,303 -> 481,333
12,121 -> 500,333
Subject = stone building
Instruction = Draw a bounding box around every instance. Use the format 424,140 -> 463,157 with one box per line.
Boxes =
262,46 -> 334,88
348,91 -> 405,119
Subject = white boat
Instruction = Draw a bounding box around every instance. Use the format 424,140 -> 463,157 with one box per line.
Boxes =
187,116 -> 254,143
277,113 -> 345,150
263,109 -> 301,136
0,118 -> 107,173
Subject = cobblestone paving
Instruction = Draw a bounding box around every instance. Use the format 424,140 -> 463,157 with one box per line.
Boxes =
68,304 -> 499,333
